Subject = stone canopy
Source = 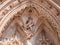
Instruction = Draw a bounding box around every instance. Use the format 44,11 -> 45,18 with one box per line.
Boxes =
0,0 -> 60,45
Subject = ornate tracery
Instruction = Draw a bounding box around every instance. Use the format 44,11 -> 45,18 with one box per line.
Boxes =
0,0 -> 60,45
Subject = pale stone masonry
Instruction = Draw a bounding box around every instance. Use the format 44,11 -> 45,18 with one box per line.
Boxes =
0,0 -> 60,45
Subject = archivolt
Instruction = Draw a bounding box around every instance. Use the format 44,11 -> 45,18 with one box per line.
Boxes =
0,1 -> 60,43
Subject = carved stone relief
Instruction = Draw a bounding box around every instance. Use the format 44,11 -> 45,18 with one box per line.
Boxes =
0,0 -> 60,45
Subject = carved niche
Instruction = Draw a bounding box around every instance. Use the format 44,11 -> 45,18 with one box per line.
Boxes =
0,0 -> 60,45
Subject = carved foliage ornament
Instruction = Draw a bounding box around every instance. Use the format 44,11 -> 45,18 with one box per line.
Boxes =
0,0 -> 60,45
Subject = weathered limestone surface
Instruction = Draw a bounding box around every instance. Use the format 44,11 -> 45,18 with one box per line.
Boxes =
0,0 -> 60,45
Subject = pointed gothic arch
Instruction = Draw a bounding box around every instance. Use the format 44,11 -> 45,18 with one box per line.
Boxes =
0,0 -> 60,45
